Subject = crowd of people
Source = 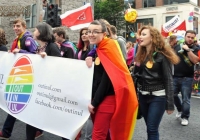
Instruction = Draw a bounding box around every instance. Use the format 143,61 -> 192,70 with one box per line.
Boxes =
0,16 -> 199,140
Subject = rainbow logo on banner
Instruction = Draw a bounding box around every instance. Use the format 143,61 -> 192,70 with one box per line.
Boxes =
4,55 -> 34,114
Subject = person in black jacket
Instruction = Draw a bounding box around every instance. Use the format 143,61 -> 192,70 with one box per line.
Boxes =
26,23 -> 61,140
75,27 -> 93,140
33,23 -> 61,57
85,19 -> 136,140
53,27 -> 75,59
134,26 -> 179,140
0,28 -> 8,52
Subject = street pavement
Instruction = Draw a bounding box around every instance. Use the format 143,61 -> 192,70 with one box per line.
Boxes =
0,96 -> 200,140
133,96 -> 200,140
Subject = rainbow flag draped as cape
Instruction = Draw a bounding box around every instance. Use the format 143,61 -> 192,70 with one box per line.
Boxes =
96,38 -> 138,140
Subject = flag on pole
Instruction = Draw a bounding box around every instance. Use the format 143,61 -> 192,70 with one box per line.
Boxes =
161,15 -> 186,37
60,3 -> 93,30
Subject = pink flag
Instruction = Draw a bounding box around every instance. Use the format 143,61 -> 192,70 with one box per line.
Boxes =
60,3 -> 93,30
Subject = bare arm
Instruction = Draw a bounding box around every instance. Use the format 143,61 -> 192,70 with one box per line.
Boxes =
186,51 -> 199,64
182,44 -> 199,64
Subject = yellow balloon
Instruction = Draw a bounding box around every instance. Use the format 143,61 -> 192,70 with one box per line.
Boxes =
124,8 -> 138,23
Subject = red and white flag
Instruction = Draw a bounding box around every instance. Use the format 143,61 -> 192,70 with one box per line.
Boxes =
60,3 -> 93,30
161,15 -> 186,37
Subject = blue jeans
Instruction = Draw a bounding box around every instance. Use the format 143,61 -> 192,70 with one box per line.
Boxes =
173,77 -> 193,119
139,93 -> 166,140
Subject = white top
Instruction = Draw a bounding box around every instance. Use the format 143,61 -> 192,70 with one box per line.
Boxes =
140,89 -> 165,96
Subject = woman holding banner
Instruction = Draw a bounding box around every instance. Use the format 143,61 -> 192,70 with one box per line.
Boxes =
75,27 -> 93,140
26,22 -> 61,140
86,19 -> 138,140
33,23 -> 61,58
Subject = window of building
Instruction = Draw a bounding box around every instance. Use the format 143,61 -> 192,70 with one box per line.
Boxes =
143,0 -> 156,8
127,18 -> 153,31
136,18 -> 153,29
166,16 -> 175,22
124,0 -> 135,9
164,0 -> 189,5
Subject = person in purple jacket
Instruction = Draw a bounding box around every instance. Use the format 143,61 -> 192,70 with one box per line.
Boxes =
0,18 -> 43,140
10,18 -> 37,54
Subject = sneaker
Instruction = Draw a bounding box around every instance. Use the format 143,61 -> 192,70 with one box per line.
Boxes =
176,112 -> 182,118
35,131 -> 43,139
0,131 -> 9,140
181,118 -> 189,126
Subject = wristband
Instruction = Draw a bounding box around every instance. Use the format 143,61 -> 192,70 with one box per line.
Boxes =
185,48 -> 191,52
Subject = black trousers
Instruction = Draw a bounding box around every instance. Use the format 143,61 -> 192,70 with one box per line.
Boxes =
26,124 -> 70,140
2,115 -> 42,138
26,124 -> 37,140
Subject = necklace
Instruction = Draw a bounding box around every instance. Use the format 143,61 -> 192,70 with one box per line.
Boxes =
37,43 -> 48,54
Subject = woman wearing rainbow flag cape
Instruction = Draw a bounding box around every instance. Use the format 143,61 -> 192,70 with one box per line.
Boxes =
85,19 -> 138,140
134,26 -> 179,140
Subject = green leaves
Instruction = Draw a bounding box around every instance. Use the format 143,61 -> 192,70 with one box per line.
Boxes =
94,0 -> 126,34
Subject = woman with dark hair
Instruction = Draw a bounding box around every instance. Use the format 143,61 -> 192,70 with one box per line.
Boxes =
134,26 -> 180,140
33,23 -> 60,57
74,27 -> 93,140
74,27 -> 91,60
0,28 -> 8,51
86,19 -> 138,140
26,22 -> 61,140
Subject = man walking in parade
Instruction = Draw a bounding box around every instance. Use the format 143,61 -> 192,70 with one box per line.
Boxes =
173,30 -> 199,126
0,18 -> 42,140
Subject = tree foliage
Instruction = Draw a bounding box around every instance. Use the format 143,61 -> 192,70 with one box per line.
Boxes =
94,0 -> 125,34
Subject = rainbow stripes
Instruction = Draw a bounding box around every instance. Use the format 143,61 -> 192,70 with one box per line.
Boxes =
4,56 -> 34,114
97,38 -> 138,140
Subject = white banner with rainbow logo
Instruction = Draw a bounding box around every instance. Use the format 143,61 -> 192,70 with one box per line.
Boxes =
0,52 -> 94,139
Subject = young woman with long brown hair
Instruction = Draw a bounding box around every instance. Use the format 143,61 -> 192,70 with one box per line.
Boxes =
134,25 -> 179,140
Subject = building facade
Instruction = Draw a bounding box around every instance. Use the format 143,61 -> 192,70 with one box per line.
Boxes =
125,0 -> 200,39
0,0 -> 91,48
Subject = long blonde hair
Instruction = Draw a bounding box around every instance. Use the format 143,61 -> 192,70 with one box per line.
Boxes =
135,26 -> 179,65
126,41 -> 133,50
